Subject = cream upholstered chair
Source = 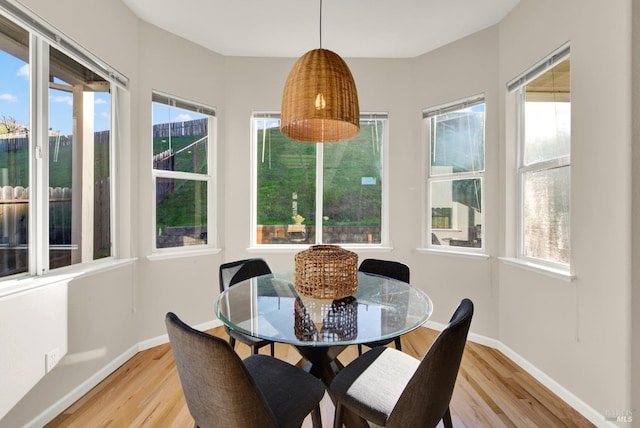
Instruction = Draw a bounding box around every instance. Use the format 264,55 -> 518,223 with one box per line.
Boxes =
165,312 -> 324,428
356,258 -> 410,355
330,299 -> 473,428
219,258 -> 275,355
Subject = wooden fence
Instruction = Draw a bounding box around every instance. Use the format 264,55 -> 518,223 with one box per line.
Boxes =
0,131 -> 110,154
0,136 -> 29,153
0,186 -> 28,247
153,149 -> 175,203
153,149 -> 175,171
0,180 -> 111,255
152,118 -> 208,139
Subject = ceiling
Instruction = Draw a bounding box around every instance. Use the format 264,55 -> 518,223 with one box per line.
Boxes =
120,0 -> 520,58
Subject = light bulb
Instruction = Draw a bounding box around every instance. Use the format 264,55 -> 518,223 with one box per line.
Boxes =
314,93 -> 326,110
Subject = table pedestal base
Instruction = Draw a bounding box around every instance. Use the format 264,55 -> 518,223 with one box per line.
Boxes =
295,345 -> 346,381
295,345 -> 368,428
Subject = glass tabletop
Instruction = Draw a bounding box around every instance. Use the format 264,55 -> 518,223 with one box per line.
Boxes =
215,271 -> 433,347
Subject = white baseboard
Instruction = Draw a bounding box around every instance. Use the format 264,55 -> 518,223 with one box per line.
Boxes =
495,342 -> 614,428
422,323 -> 612,428
28,318 -> 224,428
137,319 -> 223,351
27,344 -> 139,428
30,319 -> 610,428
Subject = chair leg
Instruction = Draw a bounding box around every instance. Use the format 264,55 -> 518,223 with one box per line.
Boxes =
442,406 -> 453,428
311,404 -> 322,428
333,402 -> 344,428
357,344 -> 363,355
229,336 -> 236,349
269,342 -> 275,356
394,336 -> 402,351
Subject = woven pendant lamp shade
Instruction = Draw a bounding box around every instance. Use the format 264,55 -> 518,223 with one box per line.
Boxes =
281,48 -> 360,143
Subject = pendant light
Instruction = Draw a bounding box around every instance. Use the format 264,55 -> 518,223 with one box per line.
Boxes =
280,0 -> 360,143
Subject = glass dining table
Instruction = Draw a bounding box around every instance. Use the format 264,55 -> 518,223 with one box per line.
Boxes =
215,270 -> 433,385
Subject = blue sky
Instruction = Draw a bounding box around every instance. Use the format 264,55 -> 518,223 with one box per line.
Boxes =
1,43 -> 202,134
0,50 -> 111,135
152,102 -> 205,126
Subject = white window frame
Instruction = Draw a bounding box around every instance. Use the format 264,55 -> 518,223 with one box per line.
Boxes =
510,44 -> 571,272
423,95 -> 486,254
151,91 -> 217,253
250,112 -> 390,250
0,1 -> 127,282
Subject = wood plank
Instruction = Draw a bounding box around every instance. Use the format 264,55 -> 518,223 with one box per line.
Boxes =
45,327 -> 595,428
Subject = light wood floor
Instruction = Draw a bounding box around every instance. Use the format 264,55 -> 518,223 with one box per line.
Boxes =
46,326 -> 595,427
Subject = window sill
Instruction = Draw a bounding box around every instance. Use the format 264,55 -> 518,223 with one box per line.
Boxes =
416,247 -> 490,260
498,257 -> 575,282
0,258 -> 137,299
147,247 -> 222,261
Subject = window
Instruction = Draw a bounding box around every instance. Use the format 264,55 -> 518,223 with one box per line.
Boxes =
252,113 -> 387,246
510,46 -> 570,268
424,96 -> 485,251
0,6 -> 126,280
152,93 -> 215,250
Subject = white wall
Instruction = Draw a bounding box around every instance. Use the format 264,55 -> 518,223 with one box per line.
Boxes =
412,27 -> 500,337
133,21 -> 228,338
0,0 -> 635,426
0,282 -> 67,419
498,0 -> 633,420
633,0 -> 640,421
221,56 -> 419,267
1,0 -> 140,426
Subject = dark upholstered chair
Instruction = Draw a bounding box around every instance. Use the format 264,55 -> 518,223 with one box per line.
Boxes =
166,312 -> 325,428
219,258 -> 275,355
357,258 -> 410,355
330,298 -> 474,428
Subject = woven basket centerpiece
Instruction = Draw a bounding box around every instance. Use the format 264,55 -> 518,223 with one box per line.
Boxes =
294,245 -> 358,299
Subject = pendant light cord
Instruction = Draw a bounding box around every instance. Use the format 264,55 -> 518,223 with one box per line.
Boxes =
319,0 -> 323,49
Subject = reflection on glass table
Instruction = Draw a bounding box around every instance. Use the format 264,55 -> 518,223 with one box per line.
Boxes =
216,271 -> 432,428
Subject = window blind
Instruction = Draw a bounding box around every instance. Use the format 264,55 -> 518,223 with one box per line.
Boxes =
423,94 -> 484,119
507,44 -> 570,93
152,92 -> 216,117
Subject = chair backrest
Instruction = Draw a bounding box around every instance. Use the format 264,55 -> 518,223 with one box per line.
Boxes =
165,312 -> 278,428
386,298 -> 474,427
358,258 -> 410,283
219,258 -> 272,292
